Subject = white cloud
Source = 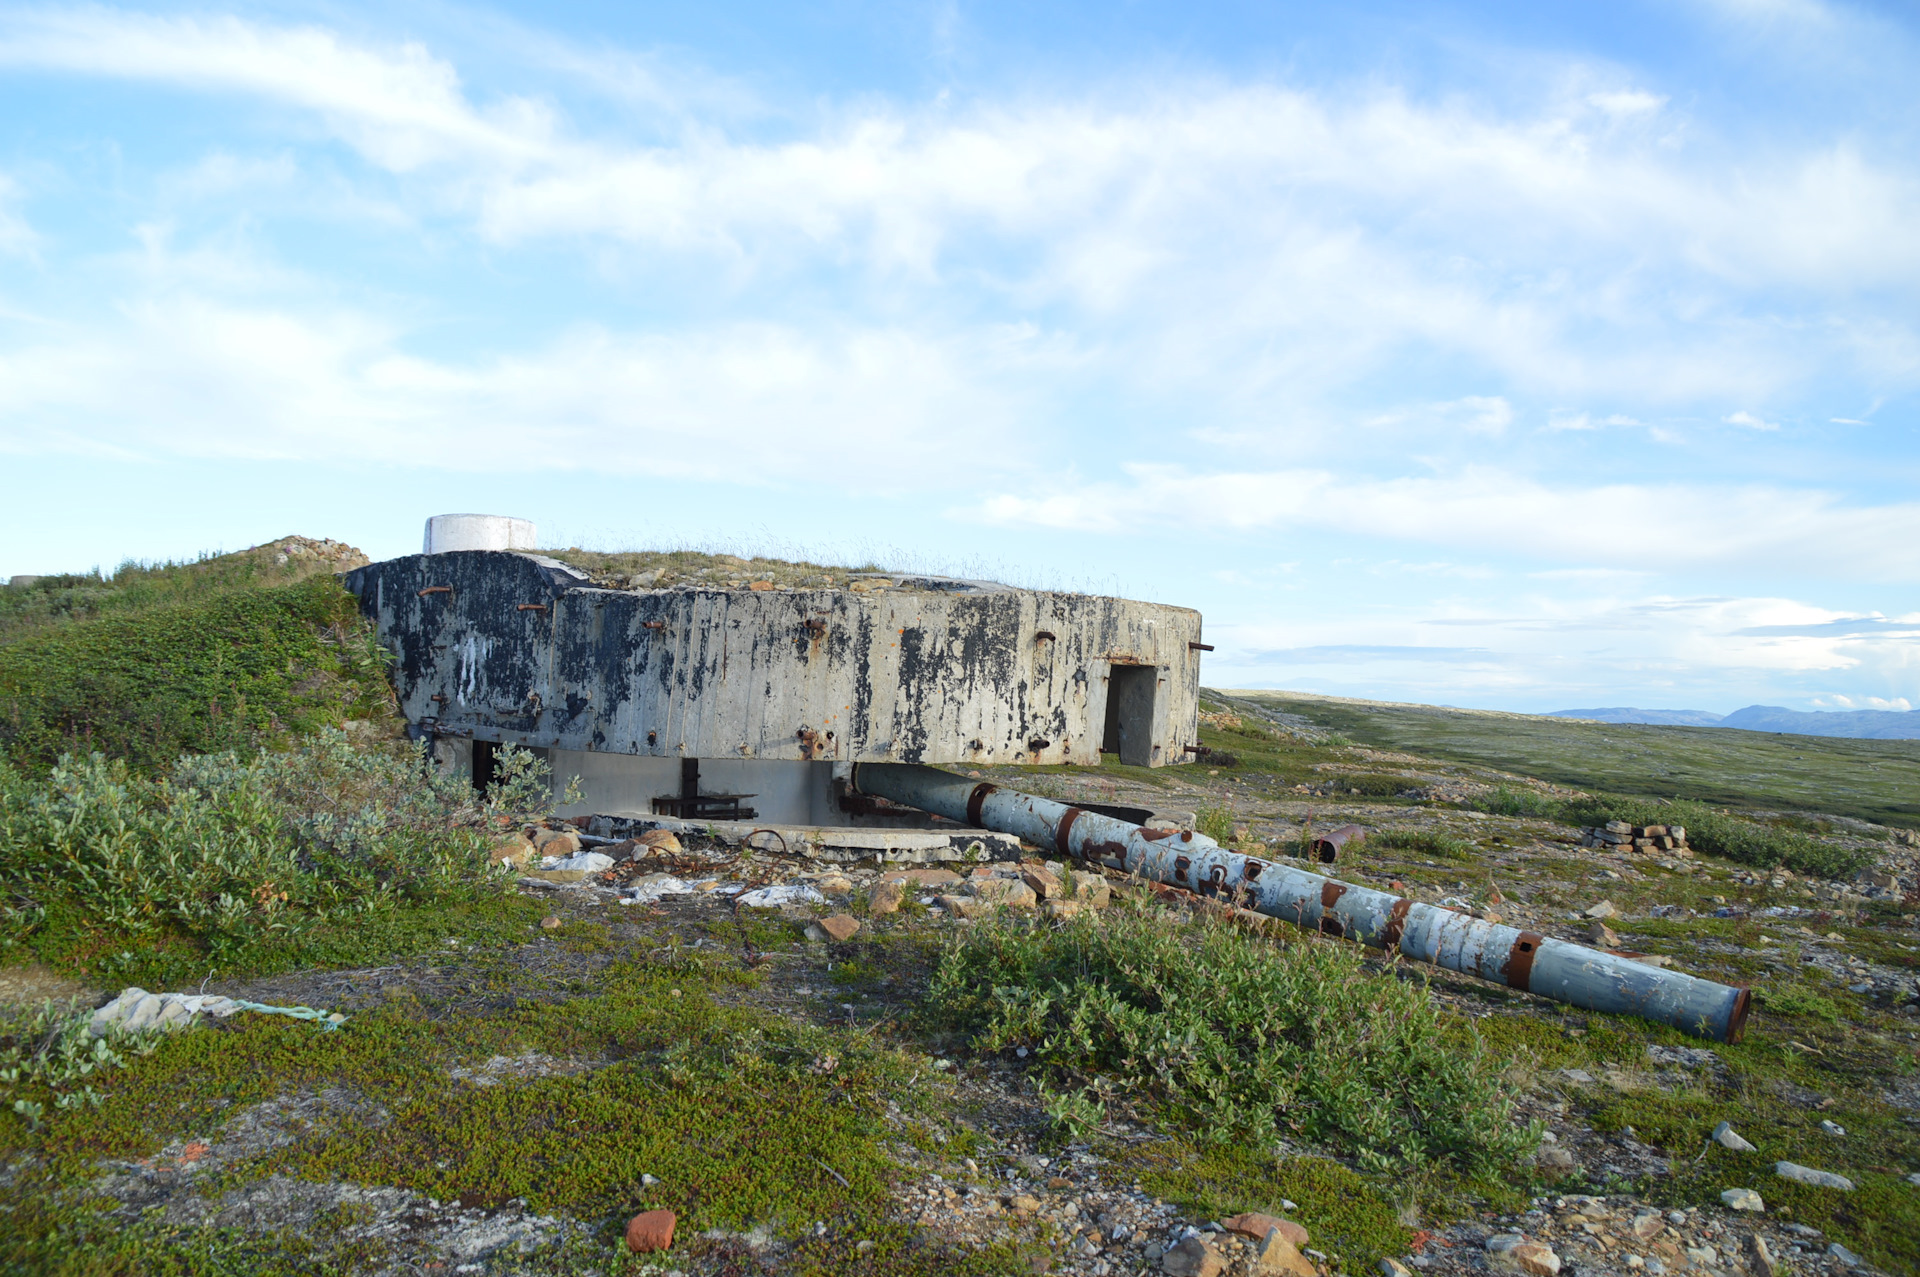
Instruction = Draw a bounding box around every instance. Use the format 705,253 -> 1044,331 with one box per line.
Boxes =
1723,410 -> 1779,430
1811,694 -> 1912,710
1586,89 -> 1666,117
0,288 -> 1039,482
971,464 -> 1920,581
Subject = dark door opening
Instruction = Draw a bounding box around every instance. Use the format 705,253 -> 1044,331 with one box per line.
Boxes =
471,739 -> 497,796
1101,664 -> 1160,767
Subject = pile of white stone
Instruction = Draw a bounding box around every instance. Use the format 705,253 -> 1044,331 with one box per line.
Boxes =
1580,820 -> 1689,855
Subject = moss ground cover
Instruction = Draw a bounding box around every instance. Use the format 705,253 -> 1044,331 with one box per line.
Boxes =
2,955 -> 1030,1277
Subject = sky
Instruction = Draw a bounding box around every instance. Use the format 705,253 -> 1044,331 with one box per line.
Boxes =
1,0 -> 1917,715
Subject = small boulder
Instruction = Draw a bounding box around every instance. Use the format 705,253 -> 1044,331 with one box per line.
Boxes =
1584,900 -> 1617,920
1223,1213 -> 1307,1247
1069,870 -> 1112,909
1536,1146 -> 1576,1177
1041,899 -> 1083,921
489,835 -> 536,868
1720,1188 -> 1764,1212
868,880 -> 906,915
540,915 -> 562,929
625,1208 -> 676,1253
1583,920 -> 1621,948
1250,1229 -> 1317,1277
974,878 -> 1039,908
938,894 -> 992,919
1743,1232 -> 1779,1277
1379,1262 -> 1413,1277
1775,1161 -> 1854,1191
816,874 -> 855,895
533,828 -> 582,856
1712,1121 -> 1756,1152
1487,1235 -> 1560,1276
1161,1234 -> 1226,1277
636,828 -> 683,855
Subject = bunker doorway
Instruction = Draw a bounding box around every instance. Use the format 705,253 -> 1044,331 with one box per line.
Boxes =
472,739 -> 497,796
1102,663 -> 1161,767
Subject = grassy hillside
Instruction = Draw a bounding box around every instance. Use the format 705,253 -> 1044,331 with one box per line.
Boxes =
0,539 -> 390,774
1224,688 -> 1920,830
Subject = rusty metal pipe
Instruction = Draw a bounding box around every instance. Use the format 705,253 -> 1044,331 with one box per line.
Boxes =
851,763 -> 1750,1043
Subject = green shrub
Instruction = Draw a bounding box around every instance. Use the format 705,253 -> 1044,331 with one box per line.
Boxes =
0,997 -> 165,1131
0,732 -> 540,982
1470,784 -> 1865,879
1755,985 -> 1845,1023
1195,804 -> 1236,843
1369,829 -> 1477,861
930,907 -> 1535,1176
0,577 -> 390,774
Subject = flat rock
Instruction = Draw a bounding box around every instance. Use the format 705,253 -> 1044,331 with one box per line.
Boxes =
635,829 -> 683,854
1041,900 -> 1084,920
880,868 -> 964,886
1775,1161 -> 1854,1191
867,880 -> 905,915
1720,1187 -> 1764,1212
1827,1242 -> 1863,1266
1584,900 -> 1618,920
817,913 -> 860,942
1021,866 -> 1064,900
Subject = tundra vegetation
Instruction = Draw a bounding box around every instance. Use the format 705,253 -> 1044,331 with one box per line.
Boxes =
0,542 -> 1915,1275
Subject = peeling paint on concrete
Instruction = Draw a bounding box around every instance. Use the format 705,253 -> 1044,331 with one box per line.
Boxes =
343,551 -> 1204,768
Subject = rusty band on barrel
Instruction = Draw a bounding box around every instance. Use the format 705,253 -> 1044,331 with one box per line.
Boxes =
1506,931 -> 1545,991
1317,880 -> 1350,936
1054,807 -> 1084,856
1382,898 -> 1413,949
967,783 -> 998,829
1725,987 -> 1753,1045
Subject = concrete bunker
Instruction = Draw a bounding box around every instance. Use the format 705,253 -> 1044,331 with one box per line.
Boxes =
345,516 -> 1207,850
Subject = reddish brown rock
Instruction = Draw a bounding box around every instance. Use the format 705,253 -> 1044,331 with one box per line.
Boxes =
818,913 -> 861,941
1021,866 -> 1064,900
636,829 -> 683,854
625,1209 -> 676,1253
868,880 -> 906,915
1224,1213 -> 1309,1247
1251,1230 -> 1318,1277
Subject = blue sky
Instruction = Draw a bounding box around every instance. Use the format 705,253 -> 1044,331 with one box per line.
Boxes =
1,0 -> 1917,714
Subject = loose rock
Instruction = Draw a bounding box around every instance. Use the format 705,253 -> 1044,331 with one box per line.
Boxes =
1775,1161 -> 1854,1191
1712,1121 -> 1756,1152
1720,1187 -> 1764,1212
1161,1234 -> 1226,1277
1222,1213 -> 1308,1247
1251,1229 -> 1317,1277
539,915 -> 562,929
635,829 -> 683,855
1487,1234 -> 1561,1276
868,880 -> 906,915
625,1208 -> 676,1252
816,913 -> 860,942
1584,900 -> 1617,920
1743,1232 -> 1779,1277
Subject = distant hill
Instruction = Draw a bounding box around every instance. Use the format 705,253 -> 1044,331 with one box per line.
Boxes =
1548,708 -> 1727,726
1548,705 -> 1919,739
1717,705 -> 1920,739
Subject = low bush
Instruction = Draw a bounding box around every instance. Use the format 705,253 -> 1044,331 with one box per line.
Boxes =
1368,828 -> 1478,861
930,906 -> 1536,1177
0,732 -> 545,984
1473,785 -> 1867,879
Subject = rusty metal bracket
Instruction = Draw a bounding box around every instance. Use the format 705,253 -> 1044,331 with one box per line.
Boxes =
642,621 -> 666,631
1188,641 -> 1214,651
417,586 -> 452,597
1034,630 -> 1057,642
517,603 -> 548,612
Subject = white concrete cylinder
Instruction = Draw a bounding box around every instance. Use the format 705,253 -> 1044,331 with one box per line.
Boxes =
423,514 -> 537,554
